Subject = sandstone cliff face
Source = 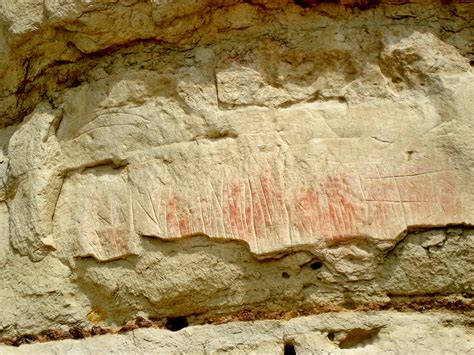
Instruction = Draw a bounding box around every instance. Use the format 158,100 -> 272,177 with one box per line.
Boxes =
0,1 -> 473,353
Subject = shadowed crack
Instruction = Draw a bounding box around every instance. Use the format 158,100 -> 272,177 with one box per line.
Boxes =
41,225 -> 472,337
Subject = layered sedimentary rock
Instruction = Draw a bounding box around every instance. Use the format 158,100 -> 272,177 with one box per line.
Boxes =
0,0 -> 473,352
2,312 -> 473,354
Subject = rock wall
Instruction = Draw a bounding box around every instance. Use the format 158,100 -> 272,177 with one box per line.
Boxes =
0,0 -> 472,353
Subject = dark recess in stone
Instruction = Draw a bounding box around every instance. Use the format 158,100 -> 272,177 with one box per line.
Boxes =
310,261 -> 323,270
343,295 -> 357,310
284,342 -> 297,355
68,327 -> 85,339
327,332 -> 335,341
165,316 -> 189,332
90,326 -> 106,336
282,271 -> 290,279
12,334 -> 37,347
294,0 -> 319,8
339,328 -> 381,349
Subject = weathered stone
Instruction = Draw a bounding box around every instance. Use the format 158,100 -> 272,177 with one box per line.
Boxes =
0,0 -> 472,352
2,312 -> 473,354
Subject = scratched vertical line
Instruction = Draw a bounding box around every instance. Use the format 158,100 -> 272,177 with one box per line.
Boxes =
258,176 -> 273,227
241,180 -> 250,241
239,180 -> 247,239
309,188 -> 318,240
260,176 -> 275,227
225,176 -> 234,237
113,230 -> 120,257
429,172 -> 435,218
232,180 -> 241,238
160,185 -> 168,237
393,175 -> 408,226
220,175 -> 229,237
129,187 -> 135,233
93,230 -> 102,261
357,172 -> 370,224
250,176 -> 269,246
137,198 -> 156,226
247,177 -> 258,248
433,172 -> 440,215
258,177 -> 271,241
233,179 -> 244,238
156,184 -> 164,234
285,191 -> 293,247
210,182 -> 220,236
336,197 -> 347,236
335,195 -> 347,236
232,169 -> 242,237
176,195 -> 183,237
198,189 -> 205,234
325,194 -> 336,239
374,164 -> 387,238
203,184 -> 211,235
148,190 -> 159,227
108,203 -> 120,255
436,172 -> 448,214
282,179 -> 292,246
272,175 -> 288,244
211,183 -> 219,236
210,180 -> 224,236
341,179 -> 354,235
186,200 -> 193,235
313,187 -> 323,238
164,185 -> 169,237
326,188 -> 338,236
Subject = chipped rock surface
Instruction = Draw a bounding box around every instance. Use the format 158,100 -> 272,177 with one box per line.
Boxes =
0,0 -> 473,352
2,311 -> 473,354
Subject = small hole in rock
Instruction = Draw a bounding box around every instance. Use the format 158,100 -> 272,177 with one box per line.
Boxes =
165,316 -> 188,332
282,271 -> 290,279
327,332 -> 335,341
310,261 -> 323,270
343,295 -> 357,310
339,328 -> 381,349
68,327 -> 85,339
391,76 -> 402,84
294,0 -> 316,9
284,342 -> 297,355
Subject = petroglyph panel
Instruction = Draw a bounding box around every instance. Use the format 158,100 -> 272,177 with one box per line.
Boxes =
1,0 -> 474,344
131,163 -> 464,249
53,155 -> 465,261
53,167 -> 141,261
34,33 -> 474,262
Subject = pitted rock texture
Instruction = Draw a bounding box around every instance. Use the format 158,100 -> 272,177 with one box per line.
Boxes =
2,312 -> 473,354
3,5 -> 474,262
0,0 -> 473,351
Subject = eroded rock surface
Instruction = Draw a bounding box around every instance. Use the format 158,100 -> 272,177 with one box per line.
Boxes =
0,0 -> 473,352
2,312 -> 473,354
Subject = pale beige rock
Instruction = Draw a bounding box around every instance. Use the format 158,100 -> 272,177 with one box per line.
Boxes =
0,202 -> 9,267
0,0 -> 472,350
8,105 -> 64,260
38,31 -> 474,262
2,312 -> 473,354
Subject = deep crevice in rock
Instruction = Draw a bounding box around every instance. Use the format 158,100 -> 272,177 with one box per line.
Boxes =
284,341 -> 297,355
